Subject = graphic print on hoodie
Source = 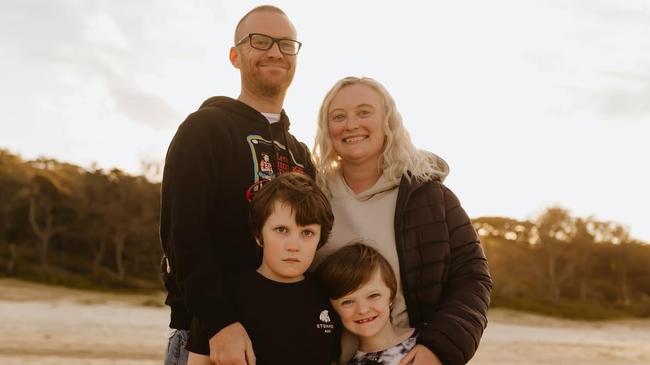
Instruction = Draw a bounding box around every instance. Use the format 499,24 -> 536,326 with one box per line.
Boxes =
246,134 -> 307,200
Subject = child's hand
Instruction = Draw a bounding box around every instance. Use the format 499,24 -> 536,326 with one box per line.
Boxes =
399,344 -> 442,365
209,322 -> 256,365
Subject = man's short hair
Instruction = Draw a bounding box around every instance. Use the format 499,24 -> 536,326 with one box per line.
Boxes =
249,172 -> 334,249
234,5 -> 288,43
316,243 -> 398,301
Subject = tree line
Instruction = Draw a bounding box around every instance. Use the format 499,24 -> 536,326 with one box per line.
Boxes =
1,149 -> 649,317
0,149 -> 160,289
476,209 -> 650,318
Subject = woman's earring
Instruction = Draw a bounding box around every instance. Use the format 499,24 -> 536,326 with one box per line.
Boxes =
256,238 -> 263,247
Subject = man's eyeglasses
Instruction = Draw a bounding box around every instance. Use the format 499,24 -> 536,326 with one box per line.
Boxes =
236,33 -> 302,55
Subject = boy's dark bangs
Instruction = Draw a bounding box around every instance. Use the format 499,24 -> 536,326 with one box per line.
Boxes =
293,196 -> 325,227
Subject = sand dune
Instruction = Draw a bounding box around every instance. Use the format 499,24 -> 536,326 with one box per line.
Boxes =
1,278 -> 649,365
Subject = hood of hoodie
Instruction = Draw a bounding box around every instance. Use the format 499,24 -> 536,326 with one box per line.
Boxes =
198,96 -> 291,130
196,96 -> 299,173
429,151 -> 450,183
329,151 -> 451,201
330,171 -> 400,202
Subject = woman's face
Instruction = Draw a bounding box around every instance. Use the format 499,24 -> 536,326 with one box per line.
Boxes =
327,84 -> 385,169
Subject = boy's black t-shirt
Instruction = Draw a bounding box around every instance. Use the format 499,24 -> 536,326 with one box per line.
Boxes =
234,271 -> 340,365
186,271 -> 341,360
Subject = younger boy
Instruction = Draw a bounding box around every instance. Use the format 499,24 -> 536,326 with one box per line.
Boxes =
187,172 -> 340,365
316,243 -> 416,365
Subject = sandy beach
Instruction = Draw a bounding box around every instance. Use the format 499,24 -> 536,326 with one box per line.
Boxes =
1,278 -> 649,365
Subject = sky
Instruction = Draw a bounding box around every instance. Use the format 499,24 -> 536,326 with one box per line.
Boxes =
1,0 -> 649,242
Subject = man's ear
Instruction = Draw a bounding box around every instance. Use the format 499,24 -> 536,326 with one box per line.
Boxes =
229,47 -> 241,69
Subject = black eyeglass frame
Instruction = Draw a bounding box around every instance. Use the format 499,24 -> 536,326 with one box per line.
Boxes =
235,33 -> 302,55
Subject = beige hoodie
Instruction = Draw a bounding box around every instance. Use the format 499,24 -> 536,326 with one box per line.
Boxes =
312,153 -> 449,362
311,171 -> 404,362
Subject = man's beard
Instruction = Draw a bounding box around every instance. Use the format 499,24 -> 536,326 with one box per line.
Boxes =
245,63 -> 294,98
256,79 -> 285,97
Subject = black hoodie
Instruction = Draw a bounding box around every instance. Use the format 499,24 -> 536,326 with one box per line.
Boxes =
159,96 -> 315,338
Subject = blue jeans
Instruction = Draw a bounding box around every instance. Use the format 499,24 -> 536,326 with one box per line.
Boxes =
164,328 -> 189,365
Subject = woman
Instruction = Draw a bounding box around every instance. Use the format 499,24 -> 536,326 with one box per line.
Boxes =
312,77 -> 492,365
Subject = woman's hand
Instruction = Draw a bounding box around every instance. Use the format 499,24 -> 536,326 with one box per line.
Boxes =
209,322 -> 256,365
399,344 -> 442,365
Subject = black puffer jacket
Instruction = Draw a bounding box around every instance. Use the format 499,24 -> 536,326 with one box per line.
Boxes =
394,175 -> 492,365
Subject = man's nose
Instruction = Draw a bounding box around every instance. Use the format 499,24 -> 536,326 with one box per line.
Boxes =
266,41 -> 283,57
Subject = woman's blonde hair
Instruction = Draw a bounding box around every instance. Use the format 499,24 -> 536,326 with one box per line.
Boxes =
313,76 -> 448,190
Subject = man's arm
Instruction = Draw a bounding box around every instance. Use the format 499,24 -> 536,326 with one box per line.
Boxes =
209,322 -> 256,365
161,114 -> 238,338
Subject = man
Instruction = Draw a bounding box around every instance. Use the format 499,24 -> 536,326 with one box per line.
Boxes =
160,6 -> 313,365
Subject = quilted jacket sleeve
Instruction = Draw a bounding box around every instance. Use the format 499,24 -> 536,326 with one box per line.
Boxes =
417,185 -> 492,365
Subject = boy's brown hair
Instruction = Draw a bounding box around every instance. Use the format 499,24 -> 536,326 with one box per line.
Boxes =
316,243 -> 398,301
249,172 -> 334,249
